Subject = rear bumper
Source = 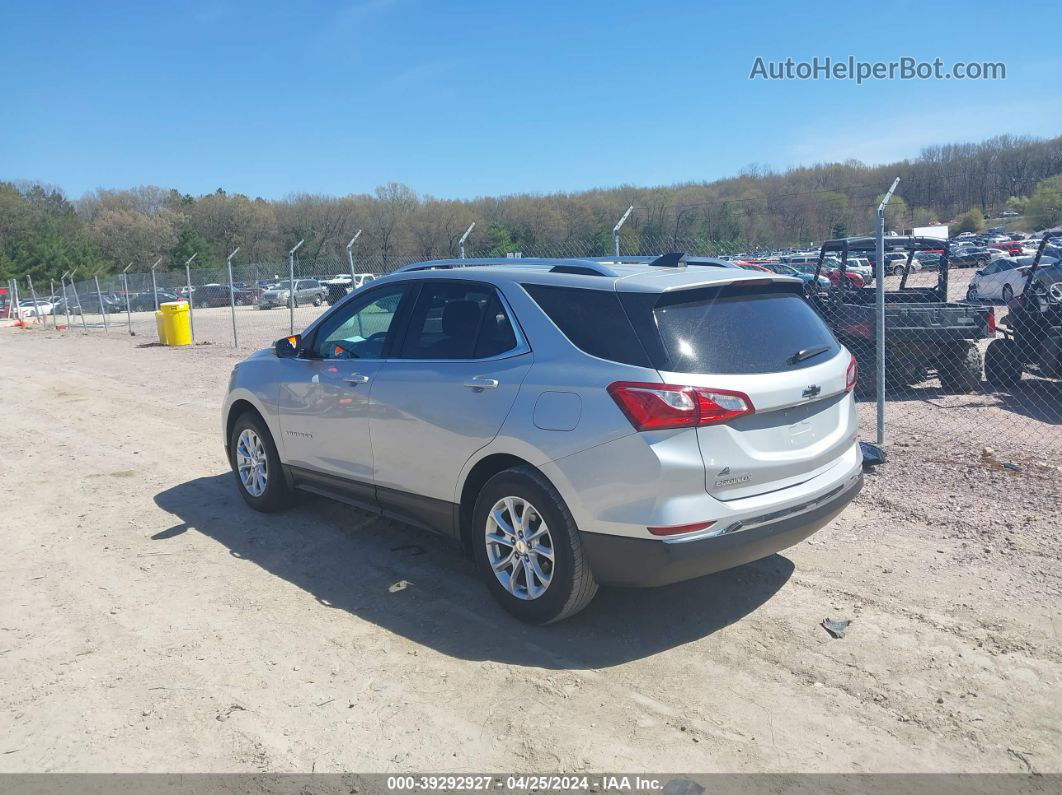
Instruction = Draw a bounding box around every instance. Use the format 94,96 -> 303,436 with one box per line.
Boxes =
581,469 -> 863,588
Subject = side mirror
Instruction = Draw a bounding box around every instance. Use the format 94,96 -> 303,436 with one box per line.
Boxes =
274,334 -> 303,358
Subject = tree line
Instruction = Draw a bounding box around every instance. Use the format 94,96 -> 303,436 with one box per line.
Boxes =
2,132 -> 1061,282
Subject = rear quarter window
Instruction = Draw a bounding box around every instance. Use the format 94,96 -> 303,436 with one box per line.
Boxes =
521,284 -> 650,367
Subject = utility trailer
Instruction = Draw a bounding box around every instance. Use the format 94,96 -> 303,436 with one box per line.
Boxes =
811,236 -> 994,395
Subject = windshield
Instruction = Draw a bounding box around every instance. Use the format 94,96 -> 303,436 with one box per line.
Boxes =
269,281 -> 292,289
643,285 -> 840,374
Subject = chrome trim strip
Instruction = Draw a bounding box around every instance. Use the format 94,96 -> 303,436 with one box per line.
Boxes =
662,471 -> 861,545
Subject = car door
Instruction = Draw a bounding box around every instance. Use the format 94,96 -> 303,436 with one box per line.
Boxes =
275,283 -> 413,503
369,280 -> 533,527
984,261 -> 1012,298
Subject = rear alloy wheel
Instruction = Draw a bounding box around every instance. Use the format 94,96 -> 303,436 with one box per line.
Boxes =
473,466 -> 597,624
937,343 -> 983,394
312,295 -> 323,307
967,285 -> 978,302
985,338 -> 1023,389
229,412 -> 292,512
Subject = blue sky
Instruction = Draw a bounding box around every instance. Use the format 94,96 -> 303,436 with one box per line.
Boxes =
2,0 -> 1060,200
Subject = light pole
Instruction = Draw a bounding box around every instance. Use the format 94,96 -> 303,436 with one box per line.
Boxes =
613,205 -> 634,258
227,247 -> 240,347
288,239 -> 304,335
150,258 -> 162,310
122,262 -> 133,334
458,222 -> 475,259
346,230 -> 362,282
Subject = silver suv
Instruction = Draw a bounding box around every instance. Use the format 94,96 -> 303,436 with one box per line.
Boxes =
223,255 -> 863,623
258,279 -> 327,309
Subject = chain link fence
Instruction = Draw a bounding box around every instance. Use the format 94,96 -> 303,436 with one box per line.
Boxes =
9,232 -> 1061,459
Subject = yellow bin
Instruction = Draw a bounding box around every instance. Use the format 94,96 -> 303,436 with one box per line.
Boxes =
155,308 -> 169,345
159,301 -> 192,346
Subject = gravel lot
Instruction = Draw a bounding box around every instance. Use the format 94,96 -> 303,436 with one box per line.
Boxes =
1,320 -> 1060,773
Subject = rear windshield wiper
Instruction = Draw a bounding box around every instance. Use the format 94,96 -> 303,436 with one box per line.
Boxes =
788,344 -> 831,365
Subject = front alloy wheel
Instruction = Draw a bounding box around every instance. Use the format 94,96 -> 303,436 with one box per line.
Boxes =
235,428 -> 268,497
229,412 -> 292,512
485,496 -> 554,600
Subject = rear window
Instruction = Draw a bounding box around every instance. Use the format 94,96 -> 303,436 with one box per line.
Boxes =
522,284 -> 650,367
626,284 -> 839,375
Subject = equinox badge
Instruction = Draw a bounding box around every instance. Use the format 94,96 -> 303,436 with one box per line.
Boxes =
802,384 -> 822,399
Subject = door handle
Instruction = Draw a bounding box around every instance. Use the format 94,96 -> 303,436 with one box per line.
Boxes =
464,376 -> 499,391
344,373 -> 370,386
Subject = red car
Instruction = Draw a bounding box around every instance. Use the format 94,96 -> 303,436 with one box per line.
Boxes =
828,270 -> 864,288
995,241 -> 1025,257
735,262 -> 772,272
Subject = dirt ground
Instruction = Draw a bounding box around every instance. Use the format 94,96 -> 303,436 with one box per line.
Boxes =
0,329 -> 1060,774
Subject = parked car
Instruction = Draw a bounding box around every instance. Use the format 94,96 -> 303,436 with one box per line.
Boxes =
55,292 -> 122,315
189,284 -> 258,308
18,298 -> 54,317
758,261 -> 830,289
967,259 -> 1031,303
129,290 -> 182,311
321,273 -> 377,305
223,255 -> 864,623
257,279 -> 327,309
950,249 -> 993,269
995,241 -> 1026,257
791,263 -> 863,288
1001,210 -> 1021,218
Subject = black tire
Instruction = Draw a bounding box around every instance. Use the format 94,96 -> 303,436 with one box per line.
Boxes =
985,338 -> 1022,389
472,466 -> 597,624
936,343 -> 983,394
967,285 -> 978,302
197,300 -> 207,309
1002,284 -> 1014,303
228,412 -> 293,512
312,295 -> 323,307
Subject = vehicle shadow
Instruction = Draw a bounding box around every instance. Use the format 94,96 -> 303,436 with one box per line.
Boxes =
153,474 -> 794,670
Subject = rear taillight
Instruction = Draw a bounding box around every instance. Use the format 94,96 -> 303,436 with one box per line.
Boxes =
846,355 -> 858,392
607,382 -> 754,431
648,520 -> 716,537
987,307 -> 996,335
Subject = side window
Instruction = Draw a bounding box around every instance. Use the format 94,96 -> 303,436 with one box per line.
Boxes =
522,283 -> 650,367
399,282 -> 518,360
311,285 -> 408,360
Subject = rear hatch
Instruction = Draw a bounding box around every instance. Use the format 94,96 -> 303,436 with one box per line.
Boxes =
620,280 -> 858,501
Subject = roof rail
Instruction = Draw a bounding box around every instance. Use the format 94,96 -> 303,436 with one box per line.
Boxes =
393,257 -> 618,276
583,252 -> 688,267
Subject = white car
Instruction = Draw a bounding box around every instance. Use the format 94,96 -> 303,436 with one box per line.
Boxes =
18,298 -> 54,317
324,273 -> 375,289
965,257 -> 1056,303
